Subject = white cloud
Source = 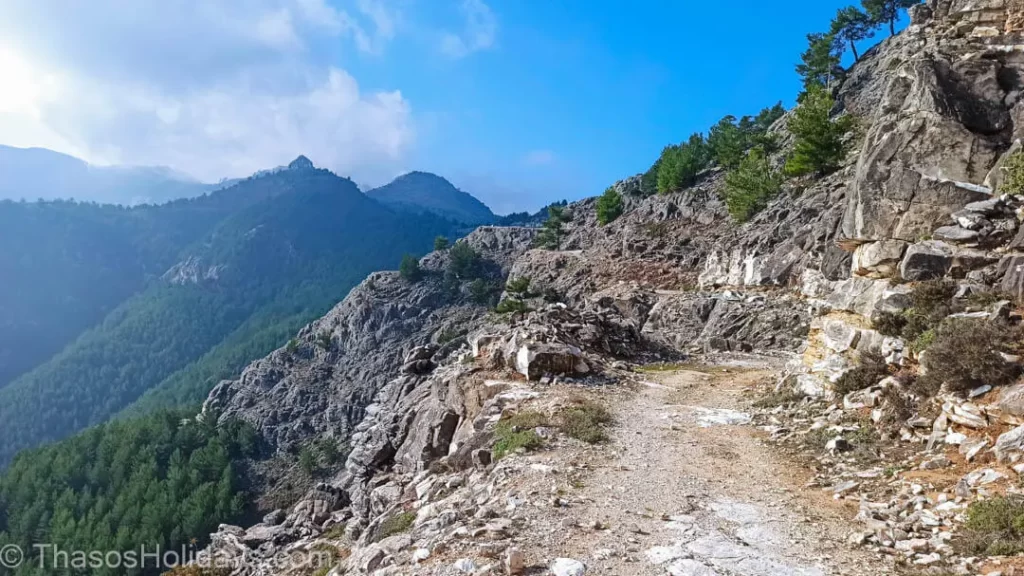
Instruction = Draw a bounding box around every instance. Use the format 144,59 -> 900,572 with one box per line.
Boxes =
523,150 -> 556,167
0,0 -> 412,183
440,0 -> 497,58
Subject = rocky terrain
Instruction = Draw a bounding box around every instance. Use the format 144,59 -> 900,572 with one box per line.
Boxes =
182,1 -> 1024,574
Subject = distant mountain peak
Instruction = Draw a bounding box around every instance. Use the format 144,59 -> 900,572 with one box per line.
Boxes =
367,171 -> 495,225
288,156 -> 315,171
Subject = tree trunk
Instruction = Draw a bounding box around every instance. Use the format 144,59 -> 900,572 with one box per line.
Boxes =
889,19 -> 896,36
850,41 -> 860,62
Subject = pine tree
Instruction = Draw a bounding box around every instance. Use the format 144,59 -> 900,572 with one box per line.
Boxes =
796,33 -> 843,93
862,0 -> 919,36
708,116 -> 748,169
399,254 -> 422,282
595,187 -> 624,225
723,147 -> 784,222
433,236 -> 450,251
832,6 -> 873,61
656,134 -> 711,194
785,86 -> 856,177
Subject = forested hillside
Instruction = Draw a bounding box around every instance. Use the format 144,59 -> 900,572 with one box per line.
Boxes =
367,171 -> 496,225
0,163 -> 458,467
0,409 -> 258,576
0,173 -> 303,390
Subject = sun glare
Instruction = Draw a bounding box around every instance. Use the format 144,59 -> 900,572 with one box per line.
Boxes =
0,48 -> 49,116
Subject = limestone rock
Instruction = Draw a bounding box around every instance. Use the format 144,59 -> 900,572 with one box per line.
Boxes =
899,241 -> 954,281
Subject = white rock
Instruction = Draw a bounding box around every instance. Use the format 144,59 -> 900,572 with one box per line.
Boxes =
645,544 -> 688,565
452,558 -> 477,573
412,548 -> 431,563
550,558 -> 586,576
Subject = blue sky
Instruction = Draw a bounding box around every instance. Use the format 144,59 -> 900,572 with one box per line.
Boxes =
0,0 -> 905,214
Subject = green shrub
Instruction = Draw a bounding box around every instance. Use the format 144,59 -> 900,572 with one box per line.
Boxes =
468,278 -> 499,306
506,276 -> 531,297
833,349 -> 889,396
917,318 -> 1020,395
722,147 -> 783,222
316,331 -> 333,350
286,338 -> 299,355
872,311 -> 906,337
399,254 -> 422,282
596,187 -> 624,225
558,400 -> 613,444
493,411 -> 548,459
495,298 -> 530,315
433,236 -> 450,251
785,86 -> 854,177
955,496 -> 1024,556
375,511 -> 416,541
448,241 -> 480,279
1001,149 -> 1024,194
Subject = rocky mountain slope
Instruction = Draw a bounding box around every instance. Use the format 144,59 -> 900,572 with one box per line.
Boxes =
165,2 -> 1024,574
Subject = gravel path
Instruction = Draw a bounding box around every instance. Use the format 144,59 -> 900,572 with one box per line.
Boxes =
515,365 -> 893,575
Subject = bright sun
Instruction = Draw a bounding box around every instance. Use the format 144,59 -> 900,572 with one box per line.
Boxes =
0,48 -> 47,115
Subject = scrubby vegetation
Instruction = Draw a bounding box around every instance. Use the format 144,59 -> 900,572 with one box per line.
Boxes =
558,400 -> 614,444
916,318 -> 1020,396
493,411 -> 548,460
433,235 -> 450,251
374,511 -> 416,542
399,254 -> 422,282
955,496 -> 1024,556
833,349 -> 890,396
535,204 -> 572,249
1000,149 -> 1024,194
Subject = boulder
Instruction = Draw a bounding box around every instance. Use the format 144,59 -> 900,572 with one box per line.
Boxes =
933,225 -> 979,243
899,241 -> 953,281
1001,383 -> 1024,418
852,240 -> 908,277
515,343 -> 587,380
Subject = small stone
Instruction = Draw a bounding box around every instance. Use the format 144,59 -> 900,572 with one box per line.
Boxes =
550,558 -> 586,576
453,558 -> 477,573
506,548 -> 525,575
919,456 -> 951,470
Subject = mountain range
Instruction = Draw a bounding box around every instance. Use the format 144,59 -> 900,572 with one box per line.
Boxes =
0,155 -> 496,466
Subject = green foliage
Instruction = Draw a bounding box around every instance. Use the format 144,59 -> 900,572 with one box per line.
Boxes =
374,511 -> 416,541
286,338 -> 300,355
433,235 -> 450,251
955,496 -> 1024,556
796,32 -> 843,93
862,0 -> 920,36
0,168 -> 458,467
831,6 -> 873,61
785,86 -> 855,177
656,134 -> 712,194
447,241 -> 481,280
595,187 -> 624,225
535,204 -> 572,249
493,412 -> 548,460
495,298 -> 530,315
298,438 -> 348,477
1000,149 -> 1024,194
468,278 -> 499,306
316,331 -> 333,350
506,277 -> 532,297
833,349 -> 889,396
0,410 -> 257,576
399,254 -> 423,282
722,147 -> 783,222
708,116 -> 750,169
640,157 -> 662,197
558,400 -> 613,444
